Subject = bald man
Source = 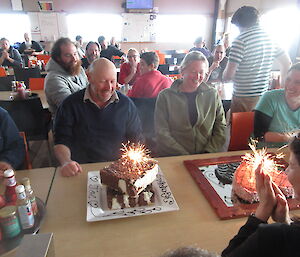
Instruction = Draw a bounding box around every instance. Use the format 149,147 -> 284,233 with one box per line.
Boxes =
54,58 -> 143,177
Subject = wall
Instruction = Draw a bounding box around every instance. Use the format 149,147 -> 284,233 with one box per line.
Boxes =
0,0 -> 213,13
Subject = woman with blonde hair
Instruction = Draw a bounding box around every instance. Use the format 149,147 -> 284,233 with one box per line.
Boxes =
154,51 -> 226,156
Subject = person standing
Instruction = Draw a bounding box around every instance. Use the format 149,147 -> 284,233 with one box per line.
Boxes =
223,6 -> 291,113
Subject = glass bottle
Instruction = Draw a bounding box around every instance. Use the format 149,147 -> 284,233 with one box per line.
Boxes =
21,177 -> 38,215
15,185 -> 35,230
4,169 -> 17,204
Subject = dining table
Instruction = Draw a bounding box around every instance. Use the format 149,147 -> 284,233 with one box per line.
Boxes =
2,167 -> 56,257
37,149 -> 299,257
0,90 -> 48,109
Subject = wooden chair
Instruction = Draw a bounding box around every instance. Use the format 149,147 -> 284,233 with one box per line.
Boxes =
29,78 -> 45,90
0,67 -> 7,77
19,131 -> 32,170
228,112 -> 255,151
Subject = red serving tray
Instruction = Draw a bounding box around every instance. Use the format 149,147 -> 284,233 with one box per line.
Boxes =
184,155 -> 300,220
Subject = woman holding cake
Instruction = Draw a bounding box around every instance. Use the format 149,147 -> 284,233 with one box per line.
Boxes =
222,134 -> 300,257
154,51 -> 226,157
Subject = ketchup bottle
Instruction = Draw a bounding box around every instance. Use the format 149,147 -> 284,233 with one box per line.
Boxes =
4,169 -> 18,205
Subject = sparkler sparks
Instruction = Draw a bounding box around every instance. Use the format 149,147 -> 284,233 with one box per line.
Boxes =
241,139 -> 285,184
120,143 -> 156,175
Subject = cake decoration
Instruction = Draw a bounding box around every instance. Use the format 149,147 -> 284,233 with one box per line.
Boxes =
100,143 -> 158,208
232,140 -> 294,203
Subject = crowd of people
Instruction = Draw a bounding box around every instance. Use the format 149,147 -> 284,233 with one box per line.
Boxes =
0,5 -> 300,256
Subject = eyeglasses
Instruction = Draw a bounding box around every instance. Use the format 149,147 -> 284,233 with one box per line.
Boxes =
127,55 -> 139,58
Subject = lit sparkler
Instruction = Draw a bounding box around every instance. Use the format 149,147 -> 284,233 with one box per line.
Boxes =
241,139 -> 285,184
120,142 -> 155,175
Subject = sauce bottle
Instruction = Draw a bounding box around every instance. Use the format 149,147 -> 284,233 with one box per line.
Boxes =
15,185 -> 35,231
21,177 -> 38,215
4,169 -> 17,204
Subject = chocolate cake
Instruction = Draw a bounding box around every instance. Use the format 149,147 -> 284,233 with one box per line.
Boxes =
100,158 -> 158,197
232,161 -> 294,203
106,185 -> 155,209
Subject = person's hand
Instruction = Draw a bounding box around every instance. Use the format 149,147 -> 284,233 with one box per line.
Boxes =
130,60 -> 138,73
58,161 -> 83,177
255,164 -> 277,221
271,182 -> 291,224
0,161 -> 13,178
1,51 -> 9,59
210,61 -> 220,71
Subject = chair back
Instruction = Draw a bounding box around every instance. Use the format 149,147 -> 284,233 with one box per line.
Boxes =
29,78 -> 45,90
0,67 -> 6,77
0,95 -> 50,141
37,55 -> 51,65
19,131 -> 32,170
130,97 -> 157,153
228,112 -> 254,151
13,67 -> 41,88
0,76 -> 14,91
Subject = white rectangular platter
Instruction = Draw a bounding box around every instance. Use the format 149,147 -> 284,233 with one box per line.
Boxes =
87,167 -> 179,222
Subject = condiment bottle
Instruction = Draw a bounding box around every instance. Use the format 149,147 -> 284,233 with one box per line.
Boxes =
15,185 -> 35,231
4,169 -> 18,204
21,177 -> 38,215
0,206 -> 21,239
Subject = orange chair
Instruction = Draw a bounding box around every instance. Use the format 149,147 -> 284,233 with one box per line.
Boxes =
37,54 -> 51,65
19,132 -> 32,170
29,78 -> 45,90
0,67 -> 7,77
228,112 -> 255,151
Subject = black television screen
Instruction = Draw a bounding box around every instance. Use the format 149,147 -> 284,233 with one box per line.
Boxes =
126,0 -> 153,9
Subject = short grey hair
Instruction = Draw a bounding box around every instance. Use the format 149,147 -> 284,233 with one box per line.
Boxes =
180,51 -> 208,73
160,247 -> 220,257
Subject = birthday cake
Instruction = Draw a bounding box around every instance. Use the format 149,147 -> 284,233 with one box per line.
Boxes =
100,143 -> 158,209
232,148 -> 294,204
106,185 -> 155,209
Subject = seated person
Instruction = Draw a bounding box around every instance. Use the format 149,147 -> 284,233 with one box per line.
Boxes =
222,134 -> 300,257
109,36 -> 120,49
254,63 -> 300,148
0,38 -> 22,68
98,35 -> 124,61
206,44 -> 228,83
0,107 -> 25,176
54,58 -> 143,177
154,51 -> 226,157
189,37 -> 212,58
18,33 -> 44,55
45,37 -> 88,116
75,35 -> 85,59
127,52 -> 172,98
118,48 -> 140,85
81,41 -> 101,70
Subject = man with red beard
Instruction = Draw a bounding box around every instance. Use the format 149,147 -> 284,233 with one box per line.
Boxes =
45,37 -> 88,116
54,58 -> 143,177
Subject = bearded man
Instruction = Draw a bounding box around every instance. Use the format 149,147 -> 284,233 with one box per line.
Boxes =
81,41 -> 101,70
45,37 -> 88,116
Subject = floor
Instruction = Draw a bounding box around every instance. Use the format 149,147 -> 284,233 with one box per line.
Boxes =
28,133 -> 58,169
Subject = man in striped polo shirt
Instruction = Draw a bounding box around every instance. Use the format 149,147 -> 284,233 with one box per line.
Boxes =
223,6 -> 291,113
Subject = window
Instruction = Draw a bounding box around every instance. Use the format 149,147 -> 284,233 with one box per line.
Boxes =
261,6 -> 300,52
0,13 -> 30,43
155,15 -> 207,43
67,13 -> 122,42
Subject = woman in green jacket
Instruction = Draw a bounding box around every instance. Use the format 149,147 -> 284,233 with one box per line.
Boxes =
154,51 -> 226,156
